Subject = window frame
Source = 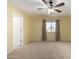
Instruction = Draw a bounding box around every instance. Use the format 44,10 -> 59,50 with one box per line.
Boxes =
46,21 -> 56,32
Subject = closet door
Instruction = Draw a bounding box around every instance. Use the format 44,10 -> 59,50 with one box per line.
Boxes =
13,15 -> 23,49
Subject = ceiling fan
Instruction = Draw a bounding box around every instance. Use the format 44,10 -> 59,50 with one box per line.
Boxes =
37,0 -> 65,14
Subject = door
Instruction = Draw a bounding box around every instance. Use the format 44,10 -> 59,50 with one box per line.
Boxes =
13,15 -> 23,49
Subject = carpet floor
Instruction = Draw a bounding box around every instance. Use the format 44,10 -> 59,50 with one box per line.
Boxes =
8,41 -> 71,59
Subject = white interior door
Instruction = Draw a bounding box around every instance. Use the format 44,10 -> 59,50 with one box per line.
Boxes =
13,15 -> 23,49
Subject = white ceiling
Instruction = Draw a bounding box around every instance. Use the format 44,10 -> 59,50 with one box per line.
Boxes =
9,0 -> 71,16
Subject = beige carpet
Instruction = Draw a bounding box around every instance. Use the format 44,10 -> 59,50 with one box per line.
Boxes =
8,42 -> 71,59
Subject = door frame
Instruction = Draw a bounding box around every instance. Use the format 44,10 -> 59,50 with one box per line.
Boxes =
12,13 -> 23,49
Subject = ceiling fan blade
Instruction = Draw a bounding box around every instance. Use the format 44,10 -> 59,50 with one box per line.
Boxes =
55,2 -> 65,7
42,0 -> 47,4
37,8 -> 43,10
55,9 -> 61,12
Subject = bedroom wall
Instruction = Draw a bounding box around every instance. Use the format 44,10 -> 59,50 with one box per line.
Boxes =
28,16 -> 71,42
7,3 -> 31,54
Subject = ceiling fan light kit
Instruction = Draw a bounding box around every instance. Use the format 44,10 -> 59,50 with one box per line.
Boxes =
48,8 -> 54,14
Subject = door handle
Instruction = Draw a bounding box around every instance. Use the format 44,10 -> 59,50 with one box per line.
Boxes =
20,40 -> 22,42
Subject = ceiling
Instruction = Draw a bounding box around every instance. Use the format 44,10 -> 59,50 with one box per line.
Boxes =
8,0 -> 71,16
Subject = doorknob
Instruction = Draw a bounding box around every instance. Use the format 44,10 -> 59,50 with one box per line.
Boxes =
20,40 -> 22,42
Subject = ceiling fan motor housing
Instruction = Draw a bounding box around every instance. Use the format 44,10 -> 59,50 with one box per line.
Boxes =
49,0 -> 57,5
47,0 -> 57,8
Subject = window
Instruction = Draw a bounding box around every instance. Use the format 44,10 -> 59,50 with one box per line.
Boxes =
46,21 -> 56,32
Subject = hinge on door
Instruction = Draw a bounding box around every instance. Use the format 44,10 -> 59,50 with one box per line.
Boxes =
20,40 -> 22,42
20,19 -> 21,21
20,29 -> 22,32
